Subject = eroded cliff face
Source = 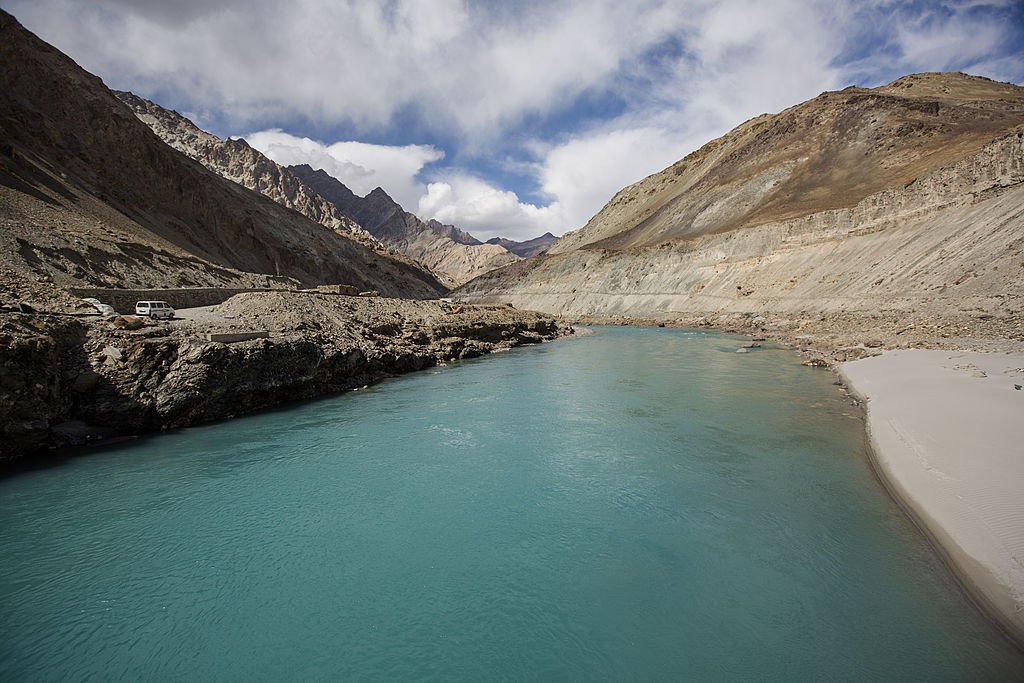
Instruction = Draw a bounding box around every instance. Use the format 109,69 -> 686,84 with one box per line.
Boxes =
462,75 -> 1024,349
0,292 -> 570,459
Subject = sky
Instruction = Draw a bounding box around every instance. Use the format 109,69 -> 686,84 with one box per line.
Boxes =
4,1 -> 1023,241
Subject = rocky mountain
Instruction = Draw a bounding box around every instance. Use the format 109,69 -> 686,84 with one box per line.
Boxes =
486,232 -> 558,258
549,73 -> 1024,255
0,10 -> 445,302
459,73 -> 1024,347
290,164 -> 520,287
114,91 -> 380,250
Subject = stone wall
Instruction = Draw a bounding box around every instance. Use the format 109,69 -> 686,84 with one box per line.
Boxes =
316,284 -> 361,295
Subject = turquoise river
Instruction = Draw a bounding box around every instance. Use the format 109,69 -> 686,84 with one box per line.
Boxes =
1,328 -> 1022,680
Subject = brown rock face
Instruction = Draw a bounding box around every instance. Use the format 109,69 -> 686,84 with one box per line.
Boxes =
0,315 -> 84,453
0,10 -> 445,299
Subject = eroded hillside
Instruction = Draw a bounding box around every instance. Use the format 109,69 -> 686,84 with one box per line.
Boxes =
461,74 -> 1024,351
550,73 -> 1024,254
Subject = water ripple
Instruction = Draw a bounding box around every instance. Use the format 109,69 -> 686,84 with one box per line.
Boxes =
1,328 -> 1021,680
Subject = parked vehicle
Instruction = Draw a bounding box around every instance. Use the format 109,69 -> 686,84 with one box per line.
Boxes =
135,300 -> 175,319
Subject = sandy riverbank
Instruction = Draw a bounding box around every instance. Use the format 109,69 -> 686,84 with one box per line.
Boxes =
840,350 -> 1024,645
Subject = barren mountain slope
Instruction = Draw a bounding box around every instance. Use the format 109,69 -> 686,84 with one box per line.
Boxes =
460,76 -> 1024,348
0,11 -> 445,301
114,92 -> 377,248
290,165 -> 519,287
550,73 -> 1024,255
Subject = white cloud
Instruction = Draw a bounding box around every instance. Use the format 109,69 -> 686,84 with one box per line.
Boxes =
7,0 -> 1022,242
4,0 -> 694,142
243,130 -> 443,210
537,128 -> 693,231
418,175 -> 562,242
224,0 -> 1024,241
894,9 -> 1008,72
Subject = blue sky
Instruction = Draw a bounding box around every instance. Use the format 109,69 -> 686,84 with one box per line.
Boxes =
5,0 -> 1023,241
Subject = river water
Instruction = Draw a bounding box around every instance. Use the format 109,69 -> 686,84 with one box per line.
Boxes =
1,328 -> 1021,680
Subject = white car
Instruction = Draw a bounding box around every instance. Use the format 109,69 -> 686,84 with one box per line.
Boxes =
135,300 -> 175,319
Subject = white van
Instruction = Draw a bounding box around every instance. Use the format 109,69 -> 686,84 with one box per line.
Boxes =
135,300 -> 175,319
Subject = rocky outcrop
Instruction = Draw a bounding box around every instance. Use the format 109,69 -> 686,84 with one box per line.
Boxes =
460,74 -> 1024,350
0,292 -> 571,460
0,314 -> 86,454
0,11 -> 446,301
290,165 -> 520,287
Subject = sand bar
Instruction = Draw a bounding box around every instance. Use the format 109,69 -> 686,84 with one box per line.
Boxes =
841,350 -> 1024,645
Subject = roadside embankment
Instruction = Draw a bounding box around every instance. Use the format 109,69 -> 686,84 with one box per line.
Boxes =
840,350 -> 1024,646
67,285 -> 298,314
0,291 -> 571,461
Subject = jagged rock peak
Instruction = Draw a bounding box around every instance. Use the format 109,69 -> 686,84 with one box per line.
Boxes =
114,90 -> 382,249
289,164 -> 519,287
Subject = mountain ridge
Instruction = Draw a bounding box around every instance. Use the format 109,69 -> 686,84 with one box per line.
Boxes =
486,232 -> 558,258
549,72 -> 1024,255
112,91 -> 462,284
289,164 -> 519,287
0,10 -> 445,299
113,91 -> 377,247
